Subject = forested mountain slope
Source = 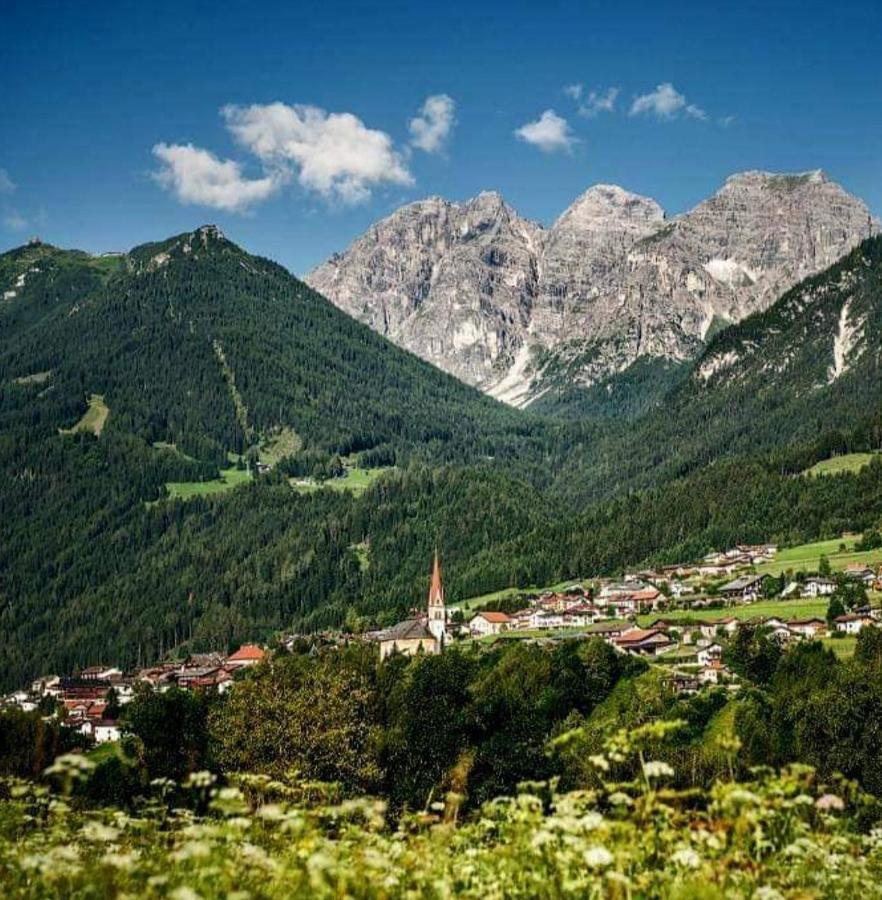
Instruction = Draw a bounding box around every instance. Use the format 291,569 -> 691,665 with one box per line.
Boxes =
557,235 -> 882,502
1,226 -> 546,466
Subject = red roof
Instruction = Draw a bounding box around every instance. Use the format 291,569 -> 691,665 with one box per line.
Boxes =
474,611 -> 511,623
631,588 -> 660,601
226,644 -> 266,662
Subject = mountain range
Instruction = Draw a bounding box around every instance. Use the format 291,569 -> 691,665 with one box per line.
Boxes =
308,171 -> 878,411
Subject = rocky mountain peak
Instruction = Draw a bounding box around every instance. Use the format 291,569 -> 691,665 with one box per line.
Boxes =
554,185 -> 665,232
307,171 -> 876,407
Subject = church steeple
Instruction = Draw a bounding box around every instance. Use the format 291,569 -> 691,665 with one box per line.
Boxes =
427,549 -> 446,643
428,549 -> 444,607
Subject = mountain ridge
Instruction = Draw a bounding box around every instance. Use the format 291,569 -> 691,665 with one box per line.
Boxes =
308,170 -> 878,410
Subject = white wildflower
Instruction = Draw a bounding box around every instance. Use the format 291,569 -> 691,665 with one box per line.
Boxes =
643,760 -> 675,780
584,845 -> 614,868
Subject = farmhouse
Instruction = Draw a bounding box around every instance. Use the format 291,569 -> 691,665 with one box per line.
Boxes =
787,618 -> 827,638
613,628 -> 673,657
834,613 -> 874,635
469,611 -> 512,637
802,577 -> 836,598
719,574 -> 768,602
225,644 -> 266,669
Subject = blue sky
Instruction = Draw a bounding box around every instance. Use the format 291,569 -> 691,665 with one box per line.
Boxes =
1,0 -> 880,275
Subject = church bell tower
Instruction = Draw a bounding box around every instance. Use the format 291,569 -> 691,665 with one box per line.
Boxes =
427,550 -> 446,645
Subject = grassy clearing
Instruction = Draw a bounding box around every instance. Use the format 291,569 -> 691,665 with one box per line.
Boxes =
60,393 -> 109,437
821,635 -> 859,659
289,466 -> 390,497
12,370 -> 52,386
350,541 -> 370,572
260,426 -> 302,467
165,459 -> 252,500
637,597 -> 830,628
756,534 -> 882,576
803,452 -> 880,477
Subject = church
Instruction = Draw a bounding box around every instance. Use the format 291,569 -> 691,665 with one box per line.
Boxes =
378,552 -> 447,660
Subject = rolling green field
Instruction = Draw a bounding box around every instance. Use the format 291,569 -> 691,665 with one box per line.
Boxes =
637,597 -> 829,627
165,460 -> 253,499
803,452 -> 880,477
60,393 -> 109,436
755,534 -> 882,576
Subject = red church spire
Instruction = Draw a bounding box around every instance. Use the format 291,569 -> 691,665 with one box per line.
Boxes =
428,549 -> 444,607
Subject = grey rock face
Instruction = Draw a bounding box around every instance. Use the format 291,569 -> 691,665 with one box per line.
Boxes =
307,171 -> 877,406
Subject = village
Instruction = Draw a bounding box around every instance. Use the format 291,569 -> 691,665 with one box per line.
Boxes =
5,540 -> 882,741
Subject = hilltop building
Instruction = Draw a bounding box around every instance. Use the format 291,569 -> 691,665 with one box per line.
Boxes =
378,552 -> 448,660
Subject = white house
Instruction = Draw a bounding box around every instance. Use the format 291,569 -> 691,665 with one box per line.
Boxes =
803,578 -> 836,598
697,643 -> 723,666
835,614 -> 874,635
469,611 -> 512,637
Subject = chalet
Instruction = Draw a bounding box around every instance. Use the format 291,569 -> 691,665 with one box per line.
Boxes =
225,644 -> 266,669
845,564 -> 876,585
530,609 -> 564,629
613,628 -> 674,656
631,587 -> 663,611
665,673 -> 700,695
469,611 -> 512,637
719,574 -> 768,602
835,613 -> 874,635
670,581 -> 695,598
699,659 -> 729,685
697,643 -> 723,666
787,618 -> 827,638
802,577 -> 836,597
585,621 -> 635,645
378,552 -> 447,660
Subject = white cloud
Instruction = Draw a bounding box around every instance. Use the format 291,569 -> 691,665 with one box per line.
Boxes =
563,83 -> 583,101
409,94 -> 456,154
223,102 -> 413,205
2,208 -> 27,231
719,114 -> 736,128
578,86 -> 619,117
514,110 -> 577,154
629,82 -> 705,121
152,143 -> 281,212
0,169 -> 15,194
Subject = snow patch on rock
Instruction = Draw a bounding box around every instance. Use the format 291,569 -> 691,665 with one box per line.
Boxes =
703,258 -> 758,289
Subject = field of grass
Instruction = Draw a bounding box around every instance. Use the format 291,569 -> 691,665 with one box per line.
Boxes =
60,393 -> 109,437
803,452 -> 880,477
755,534 -> 882,576
289,465 -> 390,496
821,635 -> 859,659
165,460 -> 253,500
637,597 -> 830,628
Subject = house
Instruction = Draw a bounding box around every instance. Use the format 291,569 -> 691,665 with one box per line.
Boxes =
665,673 -> 700,695
225,644 -> 266,669
787,618 -> 827,638
719,574 -> 768,602
699,660 -> 729,685
80,666 -> 123,681
716,616 -> 741,636
845,564 -> 876,585
631,587 -> 664,611
379,552 -> 447,660
469,611 -> 512,637
835,613 -> 874,635
670,581 -> 695,598
697,643 -> 723,666
802,577 -> 836,598
613,628 -> 674,657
